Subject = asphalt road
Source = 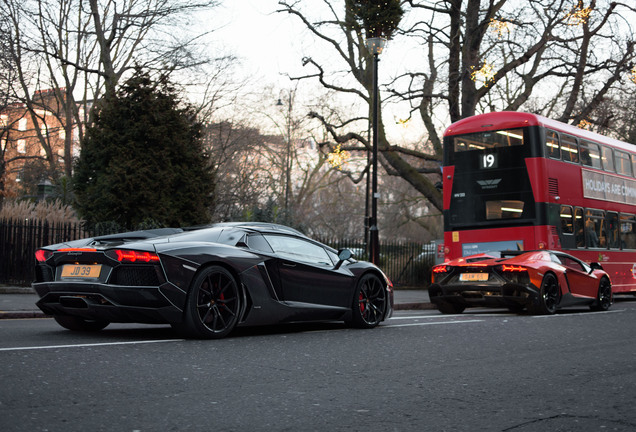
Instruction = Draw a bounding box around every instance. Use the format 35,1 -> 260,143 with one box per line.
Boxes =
1,301 -> 635,432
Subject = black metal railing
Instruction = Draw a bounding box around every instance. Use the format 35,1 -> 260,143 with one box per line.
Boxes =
0,219 -> 436,287
318,237 -> 435,288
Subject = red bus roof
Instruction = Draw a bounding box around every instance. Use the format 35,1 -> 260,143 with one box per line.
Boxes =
444,111 -> 636,153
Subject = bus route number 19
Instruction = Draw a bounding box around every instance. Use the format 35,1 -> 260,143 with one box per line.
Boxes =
481,153 -> 498,169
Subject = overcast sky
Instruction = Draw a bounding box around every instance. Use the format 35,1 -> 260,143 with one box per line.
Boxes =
206,1 -> 431,144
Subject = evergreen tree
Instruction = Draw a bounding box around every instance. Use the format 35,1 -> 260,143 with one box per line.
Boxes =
73,69 -> 214,229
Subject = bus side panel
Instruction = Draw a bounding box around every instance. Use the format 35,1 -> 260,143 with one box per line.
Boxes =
563,249 -> 636,294
525,158 -> 550,204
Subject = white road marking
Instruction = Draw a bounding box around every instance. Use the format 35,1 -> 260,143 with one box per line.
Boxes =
532,309 -> 625,318
389,314 -> 456,320
384,319 -> 483,328
0,339 -> 184,352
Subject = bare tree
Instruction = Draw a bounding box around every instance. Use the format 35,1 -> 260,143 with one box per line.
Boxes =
1,0 -> 221,197
277,0 -> 636,213
203,121 -> 274,220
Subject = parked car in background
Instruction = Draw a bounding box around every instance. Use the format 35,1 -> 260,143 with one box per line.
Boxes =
429,250 -> 612,315
33,223 -> 393,338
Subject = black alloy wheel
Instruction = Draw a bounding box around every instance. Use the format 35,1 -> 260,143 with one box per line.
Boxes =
530,273 -> 560,315
590,277 -> 612,311
351,274 -> 387,328
178,266 -> 241,339
53,315 -> 109,332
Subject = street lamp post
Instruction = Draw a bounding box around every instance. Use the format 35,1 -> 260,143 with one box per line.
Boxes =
365,37 -> 386,265
277,93 -> 293,223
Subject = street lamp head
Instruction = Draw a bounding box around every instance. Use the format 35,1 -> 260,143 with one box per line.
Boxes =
365,37 -> 387,55
276,98 -> 283,106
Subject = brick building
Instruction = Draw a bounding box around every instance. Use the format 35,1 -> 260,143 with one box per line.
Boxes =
0,88 -> 80,199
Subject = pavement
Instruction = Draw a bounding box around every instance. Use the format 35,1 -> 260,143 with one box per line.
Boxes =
0,285 -> 433,319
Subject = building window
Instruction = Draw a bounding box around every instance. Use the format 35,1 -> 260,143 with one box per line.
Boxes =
17,139 -> 26,153
18,118 -> 27,131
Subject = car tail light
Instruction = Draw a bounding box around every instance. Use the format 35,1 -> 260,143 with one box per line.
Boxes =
501,265 -> 526,272
112,250 -> 160,263
432,265 -> 450,283
35,249 -> 52,262
497,265 -> 530,284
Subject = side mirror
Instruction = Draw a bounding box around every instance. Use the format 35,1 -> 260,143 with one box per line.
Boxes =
334,248 -> 352,270
590,262 -> 603,271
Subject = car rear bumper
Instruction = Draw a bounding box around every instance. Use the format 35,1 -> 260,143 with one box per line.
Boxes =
428,282 -> 540,309
32,281 -> 186,324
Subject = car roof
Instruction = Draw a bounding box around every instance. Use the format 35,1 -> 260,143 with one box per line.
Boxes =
207,222 -> 305,237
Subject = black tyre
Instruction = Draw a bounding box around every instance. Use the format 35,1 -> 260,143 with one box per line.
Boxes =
590,277 -> 612,311
176,266 -> 241,339
351,274 -> 387,328
53,315 -> 109,332
530,273 -> 560,315
436,301 -> 466,314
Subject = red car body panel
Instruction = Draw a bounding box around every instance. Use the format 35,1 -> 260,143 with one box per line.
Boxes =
429,250 -> 611,314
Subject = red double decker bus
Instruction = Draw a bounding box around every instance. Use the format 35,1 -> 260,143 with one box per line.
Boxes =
443,111 -> 636,295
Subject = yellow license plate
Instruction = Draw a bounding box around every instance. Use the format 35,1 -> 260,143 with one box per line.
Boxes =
459,273 -> 489,282
61,264 -> 102,279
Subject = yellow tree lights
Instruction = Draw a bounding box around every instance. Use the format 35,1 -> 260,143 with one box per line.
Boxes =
631,66 -> 636,85
577,119 -> 592,130
471,18 -> 514,88
327,144 -> 351,170
566,1 -> 593,26
488,18 -> 512,39
470,62 -> 496,87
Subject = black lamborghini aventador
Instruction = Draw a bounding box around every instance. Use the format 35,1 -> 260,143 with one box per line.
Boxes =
33,223 -> 393,338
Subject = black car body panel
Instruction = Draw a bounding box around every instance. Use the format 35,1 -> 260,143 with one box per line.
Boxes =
33,223 -> 393,335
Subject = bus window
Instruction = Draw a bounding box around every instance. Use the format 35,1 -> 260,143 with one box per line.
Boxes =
601,146 -> 615,172
579,140 -> 602,169
546,130 -> 560,159
453,128 -> 524,152
574,207 -> 585,248
584,209 -> 603,248
615,151 -> 632,177
560,134 -> 579,163
485,200 -> 524,220
560,206 -> 573,234
620,214 -> 636,249
606,212 -> 619,249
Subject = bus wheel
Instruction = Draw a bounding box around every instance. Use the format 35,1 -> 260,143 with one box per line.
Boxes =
590,277 -> 612,312
437,301 -> 465,314
530,273 -> 560,315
